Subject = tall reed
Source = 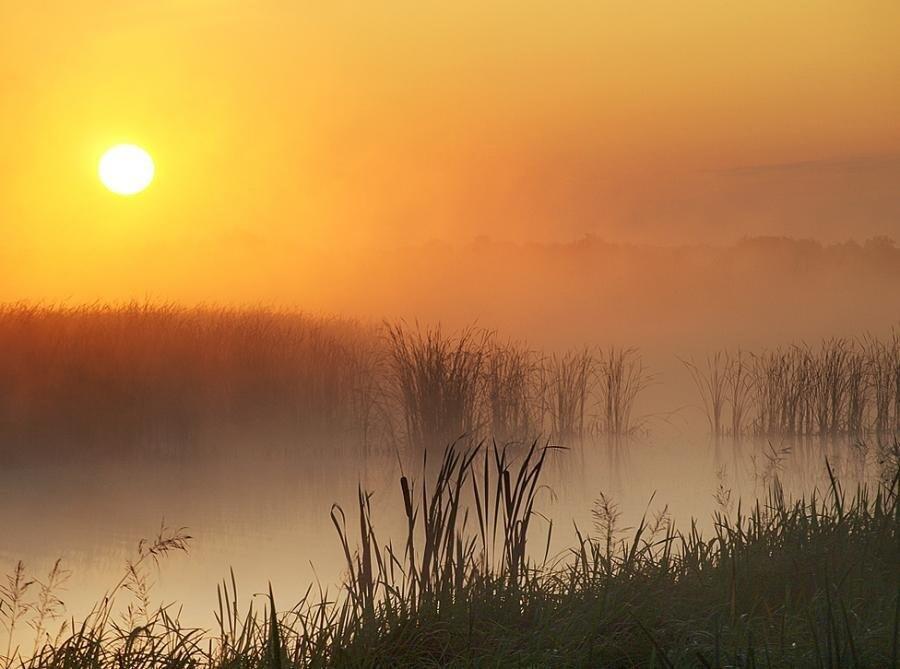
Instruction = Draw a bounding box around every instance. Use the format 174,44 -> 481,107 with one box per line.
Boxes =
685,335 -> 900,438
384,323 -> 488,451
482,341 -> 537,443
681,352 -> 728,437
597,346 -> 651,436
540,350 -> 595,443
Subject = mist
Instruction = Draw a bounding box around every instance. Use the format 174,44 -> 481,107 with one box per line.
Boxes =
3,2 -> 900,664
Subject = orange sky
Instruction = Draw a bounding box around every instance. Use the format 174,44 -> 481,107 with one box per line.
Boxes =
1,2 -> 900,301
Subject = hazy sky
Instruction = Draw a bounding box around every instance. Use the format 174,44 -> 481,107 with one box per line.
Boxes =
2,2 -> 899,299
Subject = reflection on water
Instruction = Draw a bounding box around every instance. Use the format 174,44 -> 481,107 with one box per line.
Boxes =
0,426 -> 885,641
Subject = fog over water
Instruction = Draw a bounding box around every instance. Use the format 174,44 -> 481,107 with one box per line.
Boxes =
0,384 -> 888,637
2,236 -> 899,643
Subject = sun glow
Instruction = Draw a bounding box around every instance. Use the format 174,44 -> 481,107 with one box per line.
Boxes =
99,144 -> 155,196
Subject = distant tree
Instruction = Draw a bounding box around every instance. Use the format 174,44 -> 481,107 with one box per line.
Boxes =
864,235 -> 896,251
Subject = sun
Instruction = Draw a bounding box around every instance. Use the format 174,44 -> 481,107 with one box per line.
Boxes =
99,144 -> 155,196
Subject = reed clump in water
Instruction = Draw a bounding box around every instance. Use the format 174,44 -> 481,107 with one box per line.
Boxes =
686,334 -> 900,438
596,346 -> 652,437
535,347 -> 650,443
7,440 -> 898,667
482,340 -> 538,443
540,349 -> 595,443
384,323 -> 489,451
384,325 -> 652,449
681,352 -> 729,437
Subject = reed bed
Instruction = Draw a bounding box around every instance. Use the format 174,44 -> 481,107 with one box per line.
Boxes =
0,303 -> 374,452
0,306 -> 651,455
3,440 -> 898,667
685,334 -> 900,438
10,303 -> 900,449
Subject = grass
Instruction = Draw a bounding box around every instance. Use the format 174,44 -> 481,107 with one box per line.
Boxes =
597,347 -> 651,437
685,335 -> 900,439
0,303 -> 374,453
0,305 -> 653,455
385,323 -> 489,451
542,349 -> 594,443
483,340 -> 537,443
384,325 -> 652,447
681,352 -> 728,437
3,439 -> 898,668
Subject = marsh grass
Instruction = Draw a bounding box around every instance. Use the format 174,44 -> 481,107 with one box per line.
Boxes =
384,323 -> 489,451
681,352 -> 728,437
727,350 -> 753,437
381,324 -> 652,448
596,346 -> 651,436
683,350 -> 756,437
536,347 -> 650,443
7,303 -> 900,452
4,440 -> 898,667
686,335 -> 900,439
483,341 -> 538,443
0,306 -> 653,455
0,304 -> 373,453
541,350 -> 594,443
0,525 -> 189,669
